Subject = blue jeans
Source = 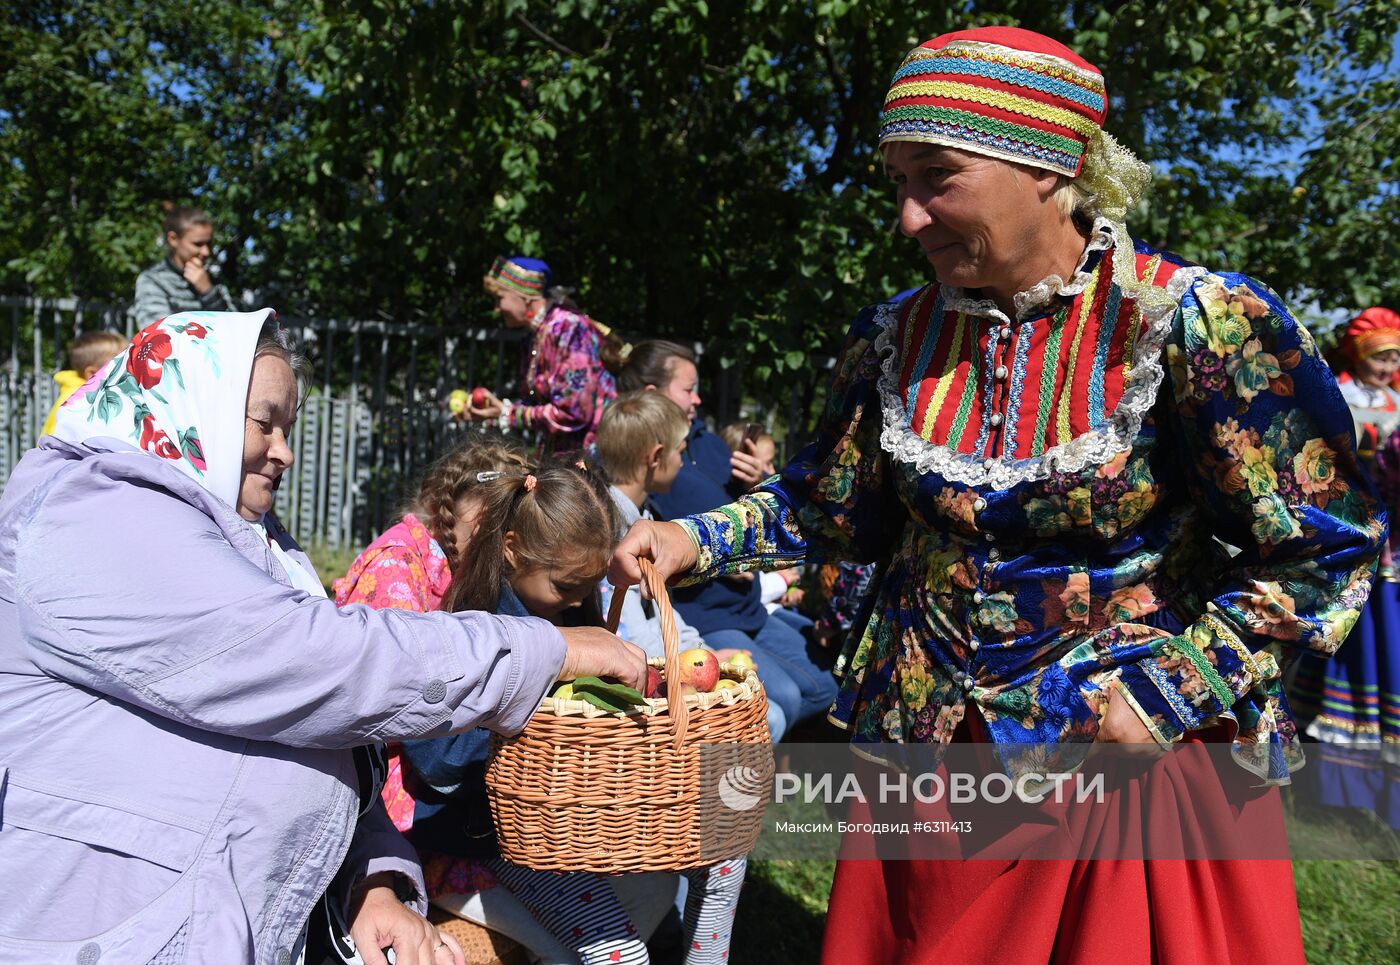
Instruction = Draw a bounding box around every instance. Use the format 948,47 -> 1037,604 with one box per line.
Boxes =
706,611 -> 837,741
768,607 -> 813,634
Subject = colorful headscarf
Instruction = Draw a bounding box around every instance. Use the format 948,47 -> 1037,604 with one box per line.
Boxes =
879,25 -> 1165,312
1341,307 -> 1400,363
880,26 -> 1106,179
484,256 -> 552,300
49,309 -> 275,511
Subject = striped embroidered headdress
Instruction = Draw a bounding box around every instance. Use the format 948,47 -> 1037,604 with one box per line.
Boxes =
484,256 -> 552,300
881,26 -> 1166,315
880,26 -> 1107,179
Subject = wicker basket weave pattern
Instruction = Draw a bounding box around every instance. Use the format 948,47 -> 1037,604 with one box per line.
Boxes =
486,560 -> 773,873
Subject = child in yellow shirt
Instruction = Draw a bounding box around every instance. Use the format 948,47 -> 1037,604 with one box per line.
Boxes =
42,331 -> 127,436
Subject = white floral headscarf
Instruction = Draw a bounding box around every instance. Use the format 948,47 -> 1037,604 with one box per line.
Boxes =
50,309 -> 275,511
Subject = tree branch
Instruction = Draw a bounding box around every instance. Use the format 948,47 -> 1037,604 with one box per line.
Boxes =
514,13 -> 582,59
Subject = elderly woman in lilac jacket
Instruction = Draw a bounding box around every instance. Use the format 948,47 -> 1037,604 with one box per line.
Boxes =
0,310 -> 645,965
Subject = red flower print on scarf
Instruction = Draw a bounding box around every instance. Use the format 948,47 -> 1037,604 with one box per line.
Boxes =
182,321 -> 208,339
179,427 -> 207,471
127,327 -> 173,389
140,413 -> 181,460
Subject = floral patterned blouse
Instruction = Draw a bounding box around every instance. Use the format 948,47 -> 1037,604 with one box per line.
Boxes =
507,305 -> 617,450
332,514 -> 500,898
677,221 -> 1382,784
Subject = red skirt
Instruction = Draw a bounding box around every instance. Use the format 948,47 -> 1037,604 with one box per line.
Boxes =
821,720 -> 1306,965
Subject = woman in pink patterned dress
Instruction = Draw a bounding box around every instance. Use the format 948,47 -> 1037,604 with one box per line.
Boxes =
464,256 -> 626,452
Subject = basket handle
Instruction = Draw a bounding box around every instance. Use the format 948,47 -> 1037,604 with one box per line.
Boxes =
605,559 -> 689,752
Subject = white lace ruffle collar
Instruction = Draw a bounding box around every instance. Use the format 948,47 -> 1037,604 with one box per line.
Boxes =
874,227 -> 1209,489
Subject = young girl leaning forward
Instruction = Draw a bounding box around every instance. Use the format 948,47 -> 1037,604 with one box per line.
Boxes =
335,437 -> 745,965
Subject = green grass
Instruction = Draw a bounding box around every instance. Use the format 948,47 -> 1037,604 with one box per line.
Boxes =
305,541 -> 364,594
1286,799 -> 1400,963
730,860 -> 834,963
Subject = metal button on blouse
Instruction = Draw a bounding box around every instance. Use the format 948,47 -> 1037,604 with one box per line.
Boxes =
988,548 -> 1001,561
423,679 -> 448,704
994,365 -> 1009,380
990,412 -> 1004,426
969,638 -> 981,651
999,326 -> 1012,340
972,590 -> 984,604
982,457 -> 995,470
963,677 -> 975,692
983,532 -> 995,542
972,497 -> 987,512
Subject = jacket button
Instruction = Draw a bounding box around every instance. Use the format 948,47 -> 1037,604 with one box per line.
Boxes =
972,497 -> 987,512
972,591 -> 984,604
277,950 -> 292,965
423,679 -> 447,704
963,677 -> 975,692
77,944 -> 101,965
994,365 -> 1009,380
990,412 -> 1004,427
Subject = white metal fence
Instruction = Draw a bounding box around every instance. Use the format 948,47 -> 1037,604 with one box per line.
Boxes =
0,295 -> 527,550
2,294 -> 825,552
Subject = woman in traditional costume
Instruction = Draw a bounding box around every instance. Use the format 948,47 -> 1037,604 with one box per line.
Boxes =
464,255 -> 623,451
612,26 -> 1382,963
1292,306 -> 1400,827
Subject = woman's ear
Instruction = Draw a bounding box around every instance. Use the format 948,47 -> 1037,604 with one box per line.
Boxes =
502,530 -> 519,571
1032,167 -> 1061,202
647,442 -> 664,471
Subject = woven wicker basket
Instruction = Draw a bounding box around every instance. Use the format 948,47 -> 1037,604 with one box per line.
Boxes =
485,559 -> 773,873
426,906 -> 528,965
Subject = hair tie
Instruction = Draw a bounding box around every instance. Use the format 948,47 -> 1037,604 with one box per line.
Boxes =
574,459 -> 588,472
522,474 -> 537,493
475,470 -> 502,483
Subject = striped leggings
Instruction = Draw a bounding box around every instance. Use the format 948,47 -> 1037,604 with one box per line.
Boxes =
491,857 -> 747,965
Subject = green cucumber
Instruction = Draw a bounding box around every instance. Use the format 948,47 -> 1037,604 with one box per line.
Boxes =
572,677 -> 647,708
567,676 -> 647,713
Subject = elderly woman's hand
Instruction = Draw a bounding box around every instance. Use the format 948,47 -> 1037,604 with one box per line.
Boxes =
609,519 -> 700,591
347,875 -> 465,965
558,626 -> 649,692
1095,685 -> 1164,749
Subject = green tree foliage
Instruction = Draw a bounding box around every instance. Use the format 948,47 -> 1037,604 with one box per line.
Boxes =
2,1 -> 1396,405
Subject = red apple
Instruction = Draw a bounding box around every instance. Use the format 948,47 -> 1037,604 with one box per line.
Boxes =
645,666 -> 663,699
471,386 -> 490,408
677,648 -> 720,694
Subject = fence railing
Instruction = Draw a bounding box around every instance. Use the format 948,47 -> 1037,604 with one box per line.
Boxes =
2,295 -> 826,553
0,296 -> 532,550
